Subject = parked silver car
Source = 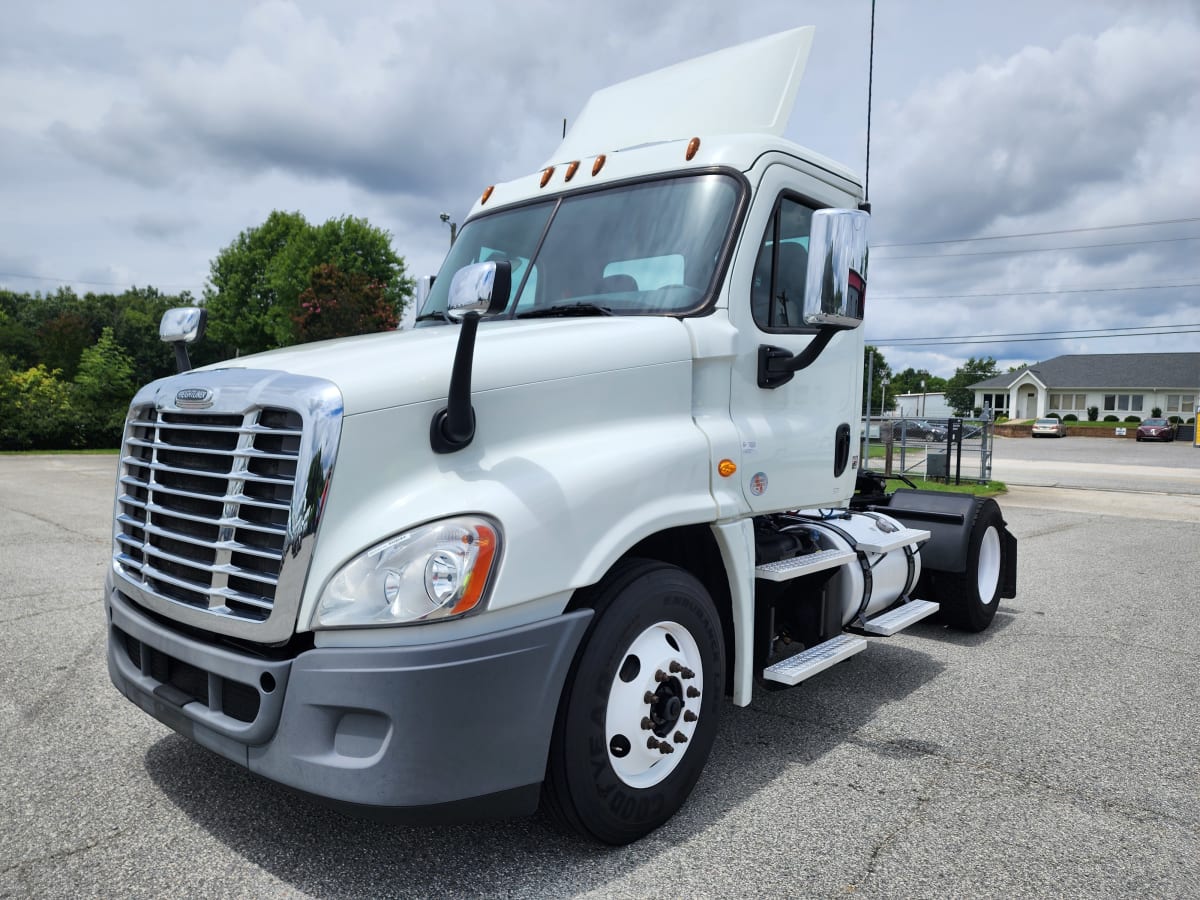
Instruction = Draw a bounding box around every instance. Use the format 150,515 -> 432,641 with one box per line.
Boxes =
1031,418 -> 1067,438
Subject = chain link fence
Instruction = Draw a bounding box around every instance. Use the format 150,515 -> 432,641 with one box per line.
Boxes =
861,416 -> 995,484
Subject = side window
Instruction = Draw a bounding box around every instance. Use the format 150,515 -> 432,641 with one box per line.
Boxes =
751,198 -> 814,331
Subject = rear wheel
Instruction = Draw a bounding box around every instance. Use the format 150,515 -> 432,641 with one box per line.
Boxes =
542,559 -> 724,844
933,499 -> 1006,632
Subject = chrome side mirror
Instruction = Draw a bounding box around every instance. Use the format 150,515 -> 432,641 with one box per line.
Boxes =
446,260 -> 512,321
803,209 -> 868,329
159,307 -> 207,372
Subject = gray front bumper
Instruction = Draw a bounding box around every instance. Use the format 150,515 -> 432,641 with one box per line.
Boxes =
106,587 -> 591,820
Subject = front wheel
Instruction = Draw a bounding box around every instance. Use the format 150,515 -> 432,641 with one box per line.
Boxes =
542,559 -> 724,844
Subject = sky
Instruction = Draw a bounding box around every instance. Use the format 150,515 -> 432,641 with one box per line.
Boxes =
2,0 -> 1198,377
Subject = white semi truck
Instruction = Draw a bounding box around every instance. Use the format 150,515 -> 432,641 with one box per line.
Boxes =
106,28 -> 1016,844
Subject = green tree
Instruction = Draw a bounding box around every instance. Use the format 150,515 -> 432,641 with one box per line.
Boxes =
863,346 -> 894,415
203,211 -> 412,356
888,367 -> 947,399
944,356 -> 1000,416
73,327 -> 136,447
0,358 -> 78,450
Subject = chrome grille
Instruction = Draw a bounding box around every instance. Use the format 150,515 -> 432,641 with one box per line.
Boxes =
116,406 -> 303,622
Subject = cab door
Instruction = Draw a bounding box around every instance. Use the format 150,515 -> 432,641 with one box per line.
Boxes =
727,163 -> 864,513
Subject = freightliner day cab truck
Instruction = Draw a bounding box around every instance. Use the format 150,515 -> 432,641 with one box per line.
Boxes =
106,27 -> 1017,844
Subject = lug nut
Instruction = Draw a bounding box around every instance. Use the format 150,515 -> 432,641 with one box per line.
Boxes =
658,743 -> 674,755
669,661 -> 682,673
673,731 -> 688,744
654,669 -> 669,683
687,686 -> 700,698
641,717 -> 654,731
647,736 -> 661,750
680,667 -> 695,679
644,691 -> 656,704
684,710 -> 698,722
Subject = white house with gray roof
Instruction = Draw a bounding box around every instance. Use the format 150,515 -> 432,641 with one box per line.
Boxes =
970,353 -> 1199,421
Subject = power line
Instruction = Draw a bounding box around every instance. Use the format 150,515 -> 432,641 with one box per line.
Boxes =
0,271 -> 198,290
870,280 -> 1200,301
874,235 -> 1200,261
872,216 -> 1200,248
869,327 -> 1200,348
874,323 -> 1200,344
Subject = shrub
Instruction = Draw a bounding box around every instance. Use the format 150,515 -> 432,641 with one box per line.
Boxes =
1047,412 -> 1061,420
973,407 -> 983,417
1063,414 -> 1078,422
1103,415 -> 1119,422
0,361 -> 79,449
1087,406 -> 1099,421
995,415 -> 1008,424
1151,406 -> 1162,418
1188,417 -> 1195,424
1124,415 -> 1141,423
1169,415 -> 1182,424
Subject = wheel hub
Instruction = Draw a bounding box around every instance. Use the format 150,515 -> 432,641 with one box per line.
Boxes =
604,620 -> 704,788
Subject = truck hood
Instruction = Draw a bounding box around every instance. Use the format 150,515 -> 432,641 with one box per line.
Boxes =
196,317 -> 695,416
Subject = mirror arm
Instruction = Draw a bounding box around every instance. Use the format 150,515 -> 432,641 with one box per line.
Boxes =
172,343 -> 193,373
430,312 -> 481,453
757,327 -> 838,389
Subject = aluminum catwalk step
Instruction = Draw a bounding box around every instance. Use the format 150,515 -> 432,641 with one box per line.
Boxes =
861,599 -> 940,636
761,633 -> 868,686
754,548 -> 855,582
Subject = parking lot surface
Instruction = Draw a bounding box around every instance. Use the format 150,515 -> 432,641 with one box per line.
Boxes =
1,453 -> 1197,899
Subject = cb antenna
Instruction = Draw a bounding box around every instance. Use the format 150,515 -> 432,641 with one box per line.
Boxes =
864,0 -> 876,205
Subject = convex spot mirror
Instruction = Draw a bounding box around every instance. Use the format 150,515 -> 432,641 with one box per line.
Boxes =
803,209 -> 868,329
446,260 -> 512,321
159,307 -> 207,344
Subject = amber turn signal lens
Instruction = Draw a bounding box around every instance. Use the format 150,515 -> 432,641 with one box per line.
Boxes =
564,161 -> 580,182
718,459 -> 737,478
592,154 -> 606,176
480,185 -> 494,205
686,137 -> 701,161
540,167 -> 555,187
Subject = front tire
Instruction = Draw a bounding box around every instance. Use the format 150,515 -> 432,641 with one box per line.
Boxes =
933,499 -> 1007,632
542,559 -> 724,844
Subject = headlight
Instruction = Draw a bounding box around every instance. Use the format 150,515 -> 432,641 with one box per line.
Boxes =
313,517 -> 501,628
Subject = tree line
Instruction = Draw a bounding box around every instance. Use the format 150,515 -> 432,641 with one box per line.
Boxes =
864,346 -> 1001,418
0,211 -> 411,450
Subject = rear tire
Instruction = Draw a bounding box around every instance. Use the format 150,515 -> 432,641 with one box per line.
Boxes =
932,500 -> 1006,632
542,559 -> 724,845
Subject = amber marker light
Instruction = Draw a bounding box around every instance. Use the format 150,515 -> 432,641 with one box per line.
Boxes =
540,167 -> 555,187
592,154 -> 606,176
480,185 -> 495,205
686,137 -> 701,160
450,524 -> 498,615
564,161 -> 580,182
718,459 -> 737,478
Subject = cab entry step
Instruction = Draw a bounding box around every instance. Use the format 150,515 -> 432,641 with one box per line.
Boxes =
761,633 -> 867,686
754,548 -> 855,582
862,599 -> 940,636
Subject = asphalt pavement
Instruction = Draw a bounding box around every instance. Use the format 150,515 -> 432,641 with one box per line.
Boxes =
1,453 -> 1197,899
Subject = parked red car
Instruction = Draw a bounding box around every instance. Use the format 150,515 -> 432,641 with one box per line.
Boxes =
1136,418 -> 1175,442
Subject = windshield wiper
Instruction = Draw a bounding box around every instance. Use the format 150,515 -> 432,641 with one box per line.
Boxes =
517,302 -> 615,319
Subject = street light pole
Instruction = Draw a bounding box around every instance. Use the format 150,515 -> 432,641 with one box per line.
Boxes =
439,213 -> 457,247
881,377 -> 889,418
920,379 -> 926,417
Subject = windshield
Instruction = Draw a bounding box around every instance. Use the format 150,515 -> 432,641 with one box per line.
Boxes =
419,173 -> 742,320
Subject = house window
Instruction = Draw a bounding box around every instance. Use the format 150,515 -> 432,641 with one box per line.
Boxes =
1105,393 -> 1144,412
982,392 -> 1009,412
1167,394 -> 1196,414
1049,393 -> 1085,410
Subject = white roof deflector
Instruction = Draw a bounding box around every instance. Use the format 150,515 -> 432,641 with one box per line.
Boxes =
545,26 -> 815,167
